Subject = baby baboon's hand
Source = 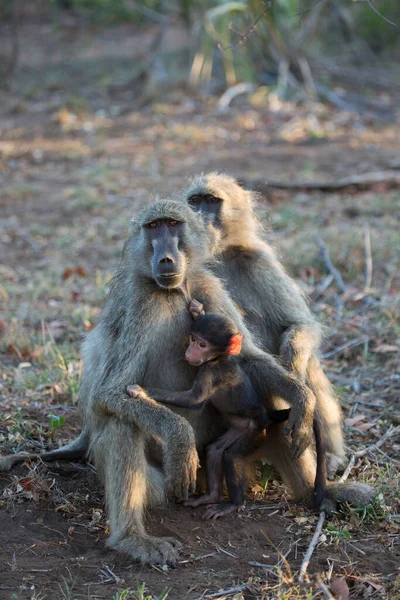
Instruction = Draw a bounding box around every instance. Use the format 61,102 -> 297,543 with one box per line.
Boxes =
189,299 -> 205,320
126,384 -> 148,400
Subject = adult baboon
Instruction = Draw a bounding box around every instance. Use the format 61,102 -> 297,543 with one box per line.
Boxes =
0,199 -> 373,565
180,173 -> 346,475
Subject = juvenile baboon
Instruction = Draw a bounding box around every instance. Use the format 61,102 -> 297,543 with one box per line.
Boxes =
0,199 -> 373,565
180,173 -> 347,475
128,300 -> 327,519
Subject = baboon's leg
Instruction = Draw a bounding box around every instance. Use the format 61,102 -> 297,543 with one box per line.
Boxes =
92,420 -> 181,567
258,425 -> 374,512
307,357 -> 346,475
279,328 -> 346,474
258,424 -> 316,502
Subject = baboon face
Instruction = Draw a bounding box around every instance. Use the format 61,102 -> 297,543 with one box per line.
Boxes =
183,175 -> 255,251
187,193 -> 223,226
144,218 -> 187,289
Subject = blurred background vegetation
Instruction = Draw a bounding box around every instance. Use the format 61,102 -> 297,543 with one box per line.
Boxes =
0,0 -> 399,103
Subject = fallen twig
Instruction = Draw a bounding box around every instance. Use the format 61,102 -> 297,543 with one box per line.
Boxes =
316,577 -> 335,599
364,0 -> 397,28
298,510 -> 326,583
244,170 -> 400,192
316,237 -> 348,293
339,425 -> 400,482
217,82 -> 256,112
322,337 -> 369,359
363,226 -> 373,293
218,1 -> 274,50
354,425 -> 399,458
202,584 -> 248,599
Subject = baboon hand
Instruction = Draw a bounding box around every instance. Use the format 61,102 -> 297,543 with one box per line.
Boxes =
126,384 -> 148,400
283,409 -> 314,459
189,299 -> 205,320
165,435 -> 199,502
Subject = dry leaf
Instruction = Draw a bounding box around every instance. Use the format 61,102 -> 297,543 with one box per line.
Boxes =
75,265 -> 87,277
62,267 -> 74,280
330,577 -> 350,600
346,414 -> 366,427
356,421 -> 376,432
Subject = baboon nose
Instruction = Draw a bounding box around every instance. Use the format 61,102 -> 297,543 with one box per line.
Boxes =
159,256 -> 174,265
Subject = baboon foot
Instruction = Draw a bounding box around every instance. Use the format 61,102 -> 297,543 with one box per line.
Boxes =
107,533 -> 182,567
183,492 -> 223,508
202,502 -> 242,520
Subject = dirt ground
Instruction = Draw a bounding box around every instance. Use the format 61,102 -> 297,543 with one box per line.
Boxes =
0,18 -> 399,600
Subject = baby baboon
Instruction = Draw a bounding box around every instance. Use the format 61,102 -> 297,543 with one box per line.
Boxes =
180,173 -> 346,475
128,300 -> 327,519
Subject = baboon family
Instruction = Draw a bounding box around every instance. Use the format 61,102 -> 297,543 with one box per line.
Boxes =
0,174 -> 374,567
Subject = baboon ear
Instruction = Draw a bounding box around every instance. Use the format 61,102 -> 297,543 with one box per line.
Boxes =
228,333 -> 243,355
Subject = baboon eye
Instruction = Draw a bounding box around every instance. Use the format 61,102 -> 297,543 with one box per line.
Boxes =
169,220 -> 178,227
210,196 -> 221,204
190,335 -> 196,342
189,195 -> 201,205
148,221 -> 158,228
199,341 -> 207,348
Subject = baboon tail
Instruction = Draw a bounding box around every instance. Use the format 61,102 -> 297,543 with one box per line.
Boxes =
321,481 -> 375,515
0,428 -> 89,472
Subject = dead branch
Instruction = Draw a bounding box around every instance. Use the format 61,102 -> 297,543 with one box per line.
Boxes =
322,337 -> 369,360
243,170 -> 400,193
339,425 -> 400,482
299,511 -> 326,583
218,1 -> 274,51
354,425 -> 399,458
217,82 -> 255,111
202,584 -> 248,599
362,0 -> 397,28
363,226 -> 373,293
338,454 -> 356,484
316,577 -> 336,600
315,237 -> 348,293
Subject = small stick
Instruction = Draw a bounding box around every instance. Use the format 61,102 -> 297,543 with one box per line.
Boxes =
354,424 -> 398,458
203,584 -> 247,599
316,237 -> 347,293
338,455 -> 355,483
322,337 -> 368,359
316,577 -> 335,599
339,425 -> 399,482
364,0 -> 397,27
298,511 -> 326,583
363,226 -> 373,293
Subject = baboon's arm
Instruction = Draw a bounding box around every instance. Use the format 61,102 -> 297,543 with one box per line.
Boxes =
96,388 -> 196,445
279,323 -> 320,381
139,369 -> 214,409
95,388 -> 199,500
